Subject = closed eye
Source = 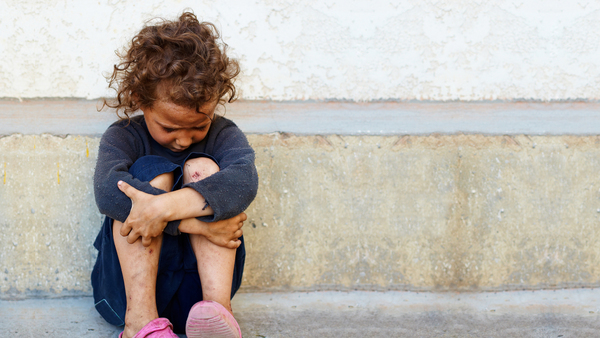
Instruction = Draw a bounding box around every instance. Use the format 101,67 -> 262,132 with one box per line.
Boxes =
194,126 -> 207,131
163,127 -> 176,133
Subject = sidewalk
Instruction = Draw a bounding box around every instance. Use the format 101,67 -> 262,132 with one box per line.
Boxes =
2,289 -> 600,337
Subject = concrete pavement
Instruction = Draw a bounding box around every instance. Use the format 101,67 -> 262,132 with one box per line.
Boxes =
2,289 -> 600,337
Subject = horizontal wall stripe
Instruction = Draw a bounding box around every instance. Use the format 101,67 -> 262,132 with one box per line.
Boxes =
1,100 -> 599,136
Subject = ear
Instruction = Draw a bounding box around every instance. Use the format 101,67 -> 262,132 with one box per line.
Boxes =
131,92 -> 140,106
132,93 -> 149,113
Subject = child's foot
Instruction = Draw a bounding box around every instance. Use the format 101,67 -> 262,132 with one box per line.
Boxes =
186,300 -> 242,338
119,318 -> 178,338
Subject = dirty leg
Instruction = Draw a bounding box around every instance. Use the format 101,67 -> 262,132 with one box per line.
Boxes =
183,157 -> 237,314
113,172 -> 174,338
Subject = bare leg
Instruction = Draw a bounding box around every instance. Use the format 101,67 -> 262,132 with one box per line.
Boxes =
114,172 -> 174,338
189,232 -> 237,313
183,157 -> 237,313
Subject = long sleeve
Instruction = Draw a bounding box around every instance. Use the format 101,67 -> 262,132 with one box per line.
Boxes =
183,118 -> 259,222
93,119 -> 167,223
94,115 -> 258,229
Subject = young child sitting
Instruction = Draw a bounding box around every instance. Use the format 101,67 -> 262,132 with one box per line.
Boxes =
91,11 -> 258,338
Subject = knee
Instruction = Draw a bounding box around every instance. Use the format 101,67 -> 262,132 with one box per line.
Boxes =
149,172 -> 174,191
183,157 -> 220,184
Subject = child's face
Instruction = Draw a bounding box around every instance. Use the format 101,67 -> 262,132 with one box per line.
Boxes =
142,100 -> 217,152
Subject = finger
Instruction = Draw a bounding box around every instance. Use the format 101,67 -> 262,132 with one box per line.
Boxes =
117,180 -> 137,199
142,236 -> 152,247
227,239 -> 241,249
127,231 -> 140,244
120,223 -> 132,237
234,229 -> 243,238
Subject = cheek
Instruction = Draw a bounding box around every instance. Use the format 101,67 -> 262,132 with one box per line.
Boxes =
149,128 -> 174,146
192,130 -> 209,142
156,135 -> 174,146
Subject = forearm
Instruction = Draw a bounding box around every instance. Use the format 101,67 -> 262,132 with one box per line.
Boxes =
98,175 -> 167,223
184,164 -> 258,222
162,187 -> 214,221
177,212 -> 246,249
178,217 -> 209,235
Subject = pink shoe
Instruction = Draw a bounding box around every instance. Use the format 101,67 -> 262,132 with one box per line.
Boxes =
186,300 -> 242,338
118,318 -> 178,338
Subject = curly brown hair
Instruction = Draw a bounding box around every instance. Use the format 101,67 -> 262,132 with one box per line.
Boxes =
103,11 -> 240,118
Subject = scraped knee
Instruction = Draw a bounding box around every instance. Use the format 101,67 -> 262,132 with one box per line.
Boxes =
183,157 -> 220,184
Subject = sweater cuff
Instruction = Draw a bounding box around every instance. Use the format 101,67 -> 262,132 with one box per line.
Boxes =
163,220 -> 182,236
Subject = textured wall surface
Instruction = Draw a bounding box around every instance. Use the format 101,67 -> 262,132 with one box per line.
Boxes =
1,134 -> 600,297
245,134 -> 600,291
2,0 -> 600,101
0,135 -> 99,294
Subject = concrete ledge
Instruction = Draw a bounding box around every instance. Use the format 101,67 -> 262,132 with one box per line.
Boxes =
1,100 -> 600,135
2,134 -> 600,295
2,290 -> 600,337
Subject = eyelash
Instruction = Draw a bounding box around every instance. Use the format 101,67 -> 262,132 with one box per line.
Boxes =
163,126 -> 206,133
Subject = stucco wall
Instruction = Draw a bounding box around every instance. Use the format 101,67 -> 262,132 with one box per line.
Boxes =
1,0 -> 600,101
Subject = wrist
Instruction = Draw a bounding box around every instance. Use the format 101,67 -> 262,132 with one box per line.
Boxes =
159,193 -> 177,222
178,218 -> 208,236
167,187 -> 213,220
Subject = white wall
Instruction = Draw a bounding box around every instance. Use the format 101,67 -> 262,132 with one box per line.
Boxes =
1,0 -> 600,101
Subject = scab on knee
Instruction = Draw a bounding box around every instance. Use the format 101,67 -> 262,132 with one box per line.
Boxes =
183,157 -> 220,184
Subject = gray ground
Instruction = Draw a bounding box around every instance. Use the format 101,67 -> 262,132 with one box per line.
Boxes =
2,289 -> 600,337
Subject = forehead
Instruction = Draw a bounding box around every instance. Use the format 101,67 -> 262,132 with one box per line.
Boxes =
151,100 -> 216,126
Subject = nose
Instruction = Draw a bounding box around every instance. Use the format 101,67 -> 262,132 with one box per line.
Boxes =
176,136 -> 192,148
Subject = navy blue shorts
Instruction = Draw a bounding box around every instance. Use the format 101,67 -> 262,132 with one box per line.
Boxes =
91,155 -> 245,334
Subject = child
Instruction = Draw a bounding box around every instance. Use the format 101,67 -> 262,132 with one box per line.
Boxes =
91,11 -> 258,338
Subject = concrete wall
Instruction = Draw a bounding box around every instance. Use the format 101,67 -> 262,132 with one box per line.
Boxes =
2,0 -> 600,101
2,132 -> 600,297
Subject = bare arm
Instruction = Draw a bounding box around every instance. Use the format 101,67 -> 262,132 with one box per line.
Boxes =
116,182 -> 213,241
117,181 -> 246,248
178,213 -> 246,249
113,119 -> 258,246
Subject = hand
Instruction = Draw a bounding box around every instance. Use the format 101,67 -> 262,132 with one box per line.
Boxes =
205,212 -> 246,249
117,180 -> 169,246
181,212 -> 246,249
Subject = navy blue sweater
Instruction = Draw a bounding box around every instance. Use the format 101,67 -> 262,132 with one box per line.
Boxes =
94,114 -> 258,235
